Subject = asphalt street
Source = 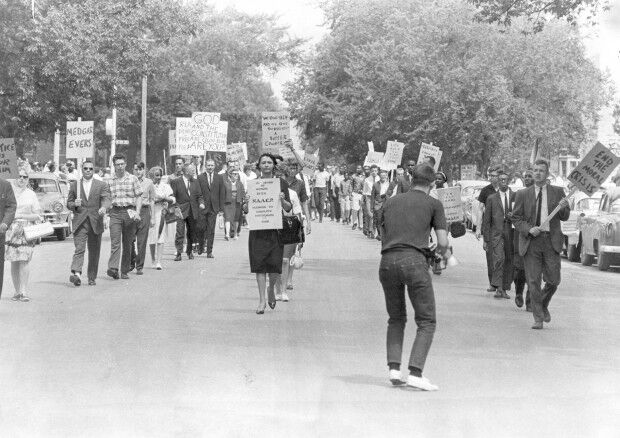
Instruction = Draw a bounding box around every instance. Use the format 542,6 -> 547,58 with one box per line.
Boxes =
0,221 -> 619,438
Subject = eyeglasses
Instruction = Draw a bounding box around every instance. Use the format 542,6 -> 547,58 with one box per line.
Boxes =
83,167 -> 93,171
18,175 -> 29,179
489,173 -> 499,178
114,163 -> 125,167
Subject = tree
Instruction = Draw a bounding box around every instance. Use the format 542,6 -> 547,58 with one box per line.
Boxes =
285,0 -> 610,173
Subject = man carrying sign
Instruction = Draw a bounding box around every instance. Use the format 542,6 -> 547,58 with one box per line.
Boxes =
512,159 -> 570,330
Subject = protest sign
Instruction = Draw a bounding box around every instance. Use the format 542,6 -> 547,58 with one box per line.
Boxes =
383,141 -> 405,170
227,142 -> 247,167
364,151 -> 385,167
417,142 -> 442,171
568,142 -> 620,196
436,187 -> 462,222
262,112 -> 290,155
0,138 -> 18,178
66,121 -> 94,159
247,178 -> 282,230
302,152 -> 320,177
176,116 -> 227,155
460,164 -> 477,180
168,130 -> 177,156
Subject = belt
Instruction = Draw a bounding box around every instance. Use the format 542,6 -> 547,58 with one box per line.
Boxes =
111,205 -> 135,210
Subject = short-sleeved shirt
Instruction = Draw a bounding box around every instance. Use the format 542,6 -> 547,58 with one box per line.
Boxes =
288,178 -> 308,204
340,180 -> 353,197
381,189 -> 447,254
138,177 -> 156,205
477,184 -> 497,206
363,175 -> 379,196
351,174 -> 365,193
314,170 -> 330,188
108,172 -> 143,207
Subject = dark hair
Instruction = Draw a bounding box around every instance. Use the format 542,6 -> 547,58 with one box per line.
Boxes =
256,153 -> 277,171
82,159 -> 94,168
273,155 -> 284,163
425,156 -> 436,166
379,169 -> 388,174
435,171 -> 447,182
175,157 -> 185,164
488,165 -> 502,174
370,164 -> 379,170
136,162 -> 146,170
112,154 -> 126,164
534,158 -> 550,171
522,169 -> 534,176
411,164 -> 436,186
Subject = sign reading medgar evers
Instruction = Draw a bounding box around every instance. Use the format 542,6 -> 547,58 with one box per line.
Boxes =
568,142 -> 620,196
66,121 -> 94,159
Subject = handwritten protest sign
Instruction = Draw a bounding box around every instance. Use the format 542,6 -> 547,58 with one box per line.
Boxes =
364,151 -> 385,167
262,112 -> 290,155
176,115 -> 227,155
436,187 -> 462,222
66,121 -> 94,159
0,138 -> 18,178
417,142 -> 442,171
383,141 -> 405,170
247,178 -> 282,230
460,164 -> 477,180
227,142 -> 247,167
568,142 -> 620,196
302,151 -> 320,177
168,130 -> 177,156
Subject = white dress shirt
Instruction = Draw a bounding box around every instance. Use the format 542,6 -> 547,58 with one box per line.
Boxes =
535,185 -> 549,231
82,178 -> 93,201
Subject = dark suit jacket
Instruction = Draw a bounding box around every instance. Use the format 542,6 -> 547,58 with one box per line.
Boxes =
482,189 -> 515,246
371,181 -> 389,211
512,184 -> 570,256
170,176 -> 201,220
223,177 -> 245,204
386,173 -> 412,197
194,172 -> 225,214
67,179 -> 111,234
0,178 -> 17,228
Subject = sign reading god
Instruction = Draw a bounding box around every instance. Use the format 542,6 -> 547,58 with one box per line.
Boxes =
66,121 -> 94,159
568,142 -> 620,196
247,178 -> 282,230
436,186 -> 462,222
262,112 -> 290,155
417,142 -> 442,171
0,138 -> 18,178
383,141 -> 405,170
176,112 -> 226,155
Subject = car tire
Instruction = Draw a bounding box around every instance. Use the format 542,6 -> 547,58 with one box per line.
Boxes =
55,228 -> 66,241
598,252 -> 611,271
581,244 -> 594,266
567,244 -> 580,262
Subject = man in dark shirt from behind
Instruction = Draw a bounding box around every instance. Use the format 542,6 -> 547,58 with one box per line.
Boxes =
476,165 -> 500,291
378,164 -> 449,391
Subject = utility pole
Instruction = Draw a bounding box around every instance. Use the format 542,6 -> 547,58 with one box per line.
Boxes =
141,75 -> 147,165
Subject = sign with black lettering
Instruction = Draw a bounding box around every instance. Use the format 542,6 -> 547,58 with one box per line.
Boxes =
436,187 -> 462,222
262,112 -> 290,155
66,121 -> 94,159
568,142 -> 620,196
0,138 -> 18,178
247,178 -> 282,230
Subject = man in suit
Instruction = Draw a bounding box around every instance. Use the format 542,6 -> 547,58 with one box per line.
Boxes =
67,160 -> 111,286
476,165 -> 501,291
193,158 -> 224,258
0,177 -> 17,298
512,159 -> 570,329
170,163 -> 200,261
371,169 -> 390,240
512,169 -> 534,310
387,160 -> 415,197
482,171 -> 516,299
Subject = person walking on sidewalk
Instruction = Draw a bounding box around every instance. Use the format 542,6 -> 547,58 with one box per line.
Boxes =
0,176 -> 17,299
67,160 -> 110,286
132,162 -> 155,275
378,163 -> 449,391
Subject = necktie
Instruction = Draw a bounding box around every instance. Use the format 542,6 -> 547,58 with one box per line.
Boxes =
535,188 -> 542,226
504,192 -> 508,218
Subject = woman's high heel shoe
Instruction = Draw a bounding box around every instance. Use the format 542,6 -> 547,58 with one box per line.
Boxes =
256,303 -> 266,314
268,300 -> 276,309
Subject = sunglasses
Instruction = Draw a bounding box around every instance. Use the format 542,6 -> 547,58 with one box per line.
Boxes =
83,167 -> 94,171
18,175 -> 29,179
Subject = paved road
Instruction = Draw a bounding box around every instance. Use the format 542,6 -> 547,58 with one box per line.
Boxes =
1,221 -> 619,437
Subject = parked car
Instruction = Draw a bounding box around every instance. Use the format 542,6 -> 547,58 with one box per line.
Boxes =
8,172 -> 72,241
562,191 -> 603,262
577,187 -> 620,271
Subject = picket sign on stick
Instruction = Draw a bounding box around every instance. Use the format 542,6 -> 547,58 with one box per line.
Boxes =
539,142 -> 620,228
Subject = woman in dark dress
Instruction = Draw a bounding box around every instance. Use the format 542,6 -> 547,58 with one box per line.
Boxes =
243,153 -> 292,314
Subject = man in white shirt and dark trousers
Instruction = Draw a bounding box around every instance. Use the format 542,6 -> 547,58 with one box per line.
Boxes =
362,165 -> 379,238
313,164 -> 330,223
371,169 -> 390,240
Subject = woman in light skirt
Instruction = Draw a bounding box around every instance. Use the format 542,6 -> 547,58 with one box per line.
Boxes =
148,167 -> 175,270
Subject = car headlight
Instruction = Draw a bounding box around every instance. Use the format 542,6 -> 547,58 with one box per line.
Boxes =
51,201 -> 64,213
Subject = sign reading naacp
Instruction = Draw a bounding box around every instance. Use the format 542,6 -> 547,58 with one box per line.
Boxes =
364,151 -> 385,167
66,121 -> 94,159
568,142 -> 620,196
176,115 -> 227,155
247,178 -> 282,231
0,138 -> 18,179
168,130 -> 177,156
383,141 -> 405,171
302,151 -> 320,178
460,164 -> 477,180
227,142 -> 247,167
417,142 -> 442,171
436,186 -> 462,222
262,112 -> 290,155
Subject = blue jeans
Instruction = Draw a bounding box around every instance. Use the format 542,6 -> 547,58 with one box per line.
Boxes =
379,249 -> 436,371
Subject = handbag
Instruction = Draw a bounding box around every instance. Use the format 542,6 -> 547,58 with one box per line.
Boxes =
449,221 -> 466,238
289,246 -> 304,269
280,215 -> 304,245
23,221 -> 54,241
163,206 -> 182,224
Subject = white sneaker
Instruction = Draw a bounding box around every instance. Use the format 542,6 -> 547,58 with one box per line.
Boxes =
275,293 -> 283,301
406,375 -> 438,391
389,369 -> 405,386
281,292 -> 289,302
156,263 -> 162,270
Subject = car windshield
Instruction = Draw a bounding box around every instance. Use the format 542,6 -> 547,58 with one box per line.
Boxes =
610,199 -> 620,214
576,198 -> 601,211
30,178 -> 59,193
